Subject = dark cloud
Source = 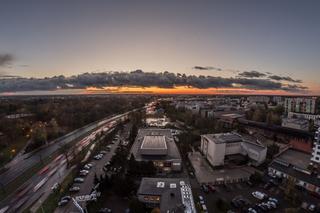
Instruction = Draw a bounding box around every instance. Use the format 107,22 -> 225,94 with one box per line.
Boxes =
0,70 -> 308,93
0,54 -> 14,67
268,75 -> 302,83
282,84 -> 308,92
238,70 -> 266,78
193,66 -> 222,71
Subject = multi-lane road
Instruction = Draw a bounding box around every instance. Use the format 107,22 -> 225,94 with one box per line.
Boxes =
0,106 -> 147,213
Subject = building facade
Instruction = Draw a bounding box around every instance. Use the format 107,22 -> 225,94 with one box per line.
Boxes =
200,132 -> 267,167
285,97 -> 319,115
311,127 -> 320,164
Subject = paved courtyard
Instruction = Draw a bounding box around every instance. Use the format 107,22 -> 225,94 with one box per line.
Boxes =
188,152 -> 255,184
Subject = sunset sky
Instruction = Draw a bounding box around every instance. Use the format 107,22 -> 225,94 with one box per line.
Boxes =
0,0 -> 319,95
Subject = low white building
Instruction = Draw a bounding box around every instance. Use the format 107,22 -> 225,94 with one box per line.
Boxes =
281,117 -> 309,131
200,132 -> 267,166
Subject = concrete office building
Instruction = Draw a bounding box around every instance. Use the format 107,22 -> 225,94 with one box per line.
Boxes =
200,132 -> 267,166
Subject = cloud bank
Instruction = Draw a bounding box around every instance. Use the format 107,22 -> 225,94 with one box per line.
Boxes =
0,70 -> 307,93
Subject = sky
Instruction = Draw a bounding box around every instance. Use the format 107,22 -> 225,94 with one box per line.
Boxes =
0,0 -> 319,95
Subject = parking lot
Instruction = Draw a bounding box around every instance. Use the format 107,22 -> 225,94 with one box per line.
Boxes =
188,152 -> 256,184
191,180 -> 285,213
190,176 -> 320,213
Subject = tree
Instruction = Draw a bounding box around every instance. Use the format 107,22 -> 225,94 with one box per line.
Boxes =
151,208 -> 161,213
284,178 -> 301,205
31,122 -> 47,144
47,118 -> 60,139
215,198 -> 229,211
58,143 -> 71,168
267,143 -> 280,159
129,197 -> 146,213
250,172 -> 263,184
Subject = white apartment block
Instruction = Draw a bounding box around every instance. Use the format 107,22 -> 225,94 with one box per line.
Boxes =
285,97 -> 318,114
281,117 -> 309,131
311,127 -> 320,164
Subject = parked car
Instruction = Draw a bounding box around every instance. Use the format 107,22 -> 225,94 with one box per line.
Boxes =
201,204 -> 208,213
84,163 -> 93,170
201,184 -> 209,193
69,185 -> 80,192
94,154 -> 103,160
198,195 -> 205,205
74,177 -> 84,183
58,195 -> 71,206
309,204 -> 316,212
51,182 -> 60,191
98,208 -> 112,213
252,191 -> 267,200
58,199 -> 69,206
246,181 -> 254,187
247,208 -> 257,213
207,184 -> 216,192
100,150 -> 107,154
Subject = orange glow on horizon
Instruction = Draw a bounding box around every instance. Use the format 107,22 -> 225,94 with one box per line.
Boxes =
85,86 -> 300,95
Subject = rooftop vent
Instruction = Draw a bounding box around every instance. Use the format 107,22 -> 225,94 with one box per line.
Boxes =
156,182 -> 165,188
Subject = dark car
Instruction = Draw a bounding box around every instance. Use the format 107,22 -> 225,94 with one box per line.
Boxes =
246,181 -> 254,187
98,208 -> 112,213
201,184 -> 209,193
263,182 -> 272,190
207,184 -> 216,192
231,199 -> 241,208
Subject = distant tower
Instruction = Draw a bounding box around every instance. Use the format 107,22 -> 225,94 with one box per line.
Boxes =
311,127 -> 320,165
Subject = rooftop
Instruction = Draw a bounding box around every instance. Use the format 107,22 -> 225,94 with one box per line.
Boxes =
138,178 -> 196,213
203,132 -> 243,144
140,135 -> 168,155
275,148 -> 311,170
130,128 -> 181,161
141,135 -> 167,150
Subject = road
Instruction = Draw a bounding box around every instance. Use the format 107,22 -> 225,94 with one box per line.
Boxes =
0,106 -> 148,213
55,132 -> 121,213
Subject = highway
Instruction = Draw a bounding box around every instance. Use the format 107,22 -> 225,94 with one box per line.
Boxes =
0,107 -> 146,213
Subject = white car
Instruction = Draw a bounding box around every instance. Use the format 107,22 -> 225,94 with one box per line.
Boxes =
80,169 -> 89,174
94,154 -> 103,160
252,191 -> 266,200
51,182 -> 60,191
74,177 -> 84,183
248,208 -> 257,213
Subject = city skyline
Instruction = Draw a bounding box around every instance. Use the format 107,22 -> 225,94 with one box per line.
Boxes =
0,0 -> 319,95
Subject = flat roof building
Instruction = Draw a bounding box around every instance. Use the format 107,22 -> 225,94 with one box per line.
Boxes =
200,132 -> 267,167
137,178 -> 196,213
130,128 -> 182,172
268,148 -> 320,196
